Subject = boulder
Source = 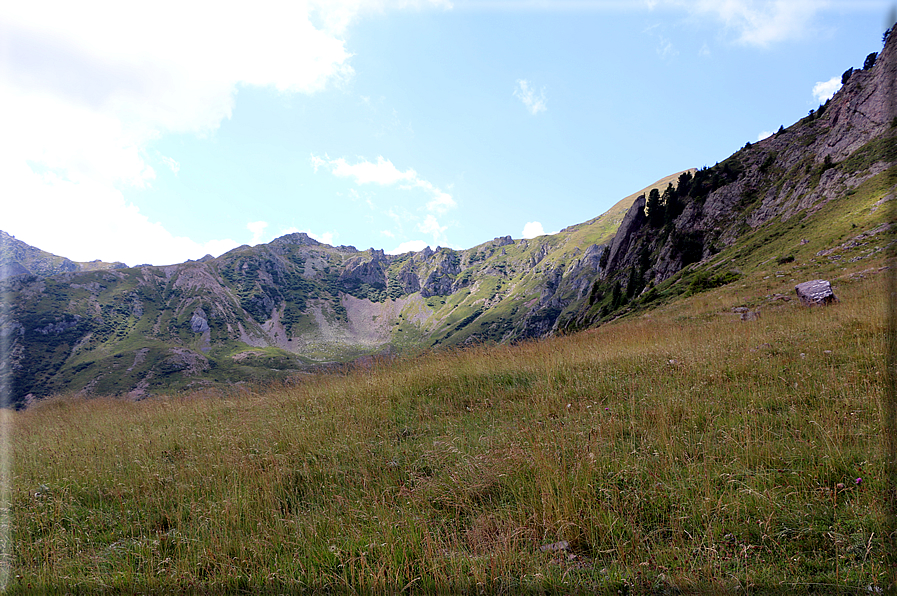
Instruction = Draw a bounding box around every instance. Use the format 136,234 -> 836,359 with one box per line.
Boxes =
795,279 -> 838,306
190,308 -> 210,333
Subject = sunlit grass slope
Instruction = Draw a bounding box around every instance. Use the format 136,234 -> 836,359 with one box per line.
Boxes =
10,269 -> 888,593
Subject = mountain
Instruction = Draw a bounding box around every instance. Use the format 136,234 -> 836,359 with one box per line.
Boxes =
2,33 -> 896,407
0,230 -> 128,280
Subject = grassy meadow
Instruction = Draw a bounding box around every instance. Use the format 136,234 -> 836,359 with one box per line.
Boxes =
7,270 -> 892,594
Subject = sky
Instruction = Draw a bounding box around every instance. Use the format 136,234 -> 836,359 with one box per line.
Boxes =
1,0 -> 895,266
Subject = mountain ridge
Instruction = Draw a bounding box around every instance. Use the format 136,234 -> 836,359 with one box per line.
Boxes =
2,31 -> 896,406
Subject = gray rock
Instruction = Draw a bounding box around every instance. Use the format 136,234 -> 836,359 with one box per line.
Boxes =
795,279 -> 838,306
603,195 -> 647,276
539,540 -> 570,553
190,308 -> 210,333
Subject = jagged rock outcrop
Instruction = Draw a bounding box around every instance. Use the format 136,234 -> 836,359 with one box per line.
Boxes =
603,195 -> 647,276
396,260 -> 421,294
190,308 -> 210,333
340,250 -> 388,289
420,250 -> 461,297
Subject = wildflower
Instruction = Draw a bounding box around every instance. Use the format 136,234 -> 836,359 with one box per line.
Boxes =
855,477 -> 862,485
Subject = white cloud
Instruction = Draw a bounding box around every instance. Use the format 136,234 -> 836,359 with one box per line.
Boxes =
312,231 -> 336,245
664,0 -> 826,47
329,155 -> 418,185
160,155 -> 180,175
698,42 -> 711,56
388,240 -> 430,254
812,76 -> 841,102
2,164 -> 239,265
308,0 -> 453,36
380,229 -> 396,238
513,80 -> 547,115
522,221 -> 546,238
247,221 -> 269,245
418,214 -> 448,244
312,155 -> 454,213
0,1 -> 366,265
414,180 -> 457,214
756,130 -> 773,142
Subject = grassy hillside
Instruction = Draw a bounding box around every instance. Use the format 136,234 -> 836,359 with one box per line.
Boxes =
8,256 -> 889,592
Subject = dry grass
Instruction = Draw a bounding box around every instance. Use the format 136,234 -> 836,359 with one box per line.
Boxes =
7,272 -> 889,593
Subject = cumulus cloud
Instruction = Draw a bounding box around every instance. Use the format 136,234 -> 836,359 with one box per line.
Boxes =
756,130 -> 774,142
663,0 -> 825,47
418,214 -> 448,244
311,155 -> 455,214
513,80 -> 547,115
160,155 -> 180,175
1,0 -> 363,265
2,165 -> 240,265
247,221 -> 269,245
312,153 -> 457,243
522,221 -> 546,238
329,155 -> 419,185
812,76 -> 841,102
387,240 -> 430,255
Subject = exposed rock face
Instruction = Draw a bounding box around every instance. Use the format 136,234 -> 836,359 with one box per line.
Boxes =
795,280 -> 839,306
420,250 -> 461,297
396,260 -> 421,293
340,250 -> 388,288
603,195 -> 647,276
190,308 -> 210,333
272,232 -> 322,248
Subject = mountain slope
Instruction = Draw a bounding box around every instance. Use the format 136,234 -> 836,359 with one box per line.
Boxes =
0,230 -> 128,280
2,33 -> 896,406
2,169 -> 691,404
560,35 -> 897,329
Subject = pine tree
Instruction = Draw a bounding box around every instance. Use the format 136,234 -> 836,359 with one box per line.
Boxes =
646,188 -> 664,227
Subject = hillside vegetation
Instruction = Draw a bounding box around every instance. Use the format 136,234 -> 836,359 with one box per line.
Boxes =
8,261 -> 890,593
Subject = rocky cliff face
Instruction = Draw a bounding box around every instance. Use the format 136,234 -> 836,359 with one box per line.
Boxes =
572,30 -> 897,324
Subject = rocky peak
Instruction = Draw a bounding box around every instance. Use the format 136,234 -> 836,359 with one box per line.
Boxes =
272,232 -> 323,247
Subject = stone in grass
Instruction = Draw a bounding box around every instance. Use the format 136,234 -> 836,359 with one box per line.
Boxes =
795,279 -> 839,306
539,540 -> 570,553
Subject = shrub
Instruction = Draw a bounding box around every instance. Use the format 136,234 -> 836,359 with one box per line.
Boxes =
864,52 -> 877,70
842,67 -> 854,85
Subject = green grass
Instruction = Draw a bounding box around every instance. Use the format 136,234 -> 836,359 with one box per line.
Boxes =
8,266 -> 890,593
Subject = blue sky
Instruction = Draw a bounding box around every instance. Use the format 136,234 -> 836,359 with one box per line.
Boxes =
2,0 -> 894,265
